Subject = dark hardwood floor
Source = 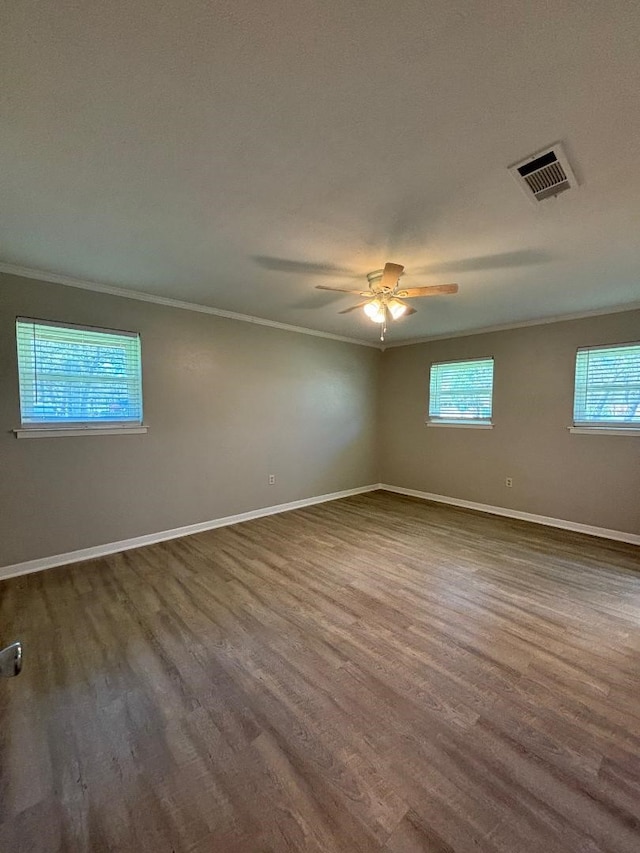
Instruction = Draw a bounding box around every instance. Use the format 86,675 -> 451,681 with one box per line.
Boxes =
1,491 -> 640,853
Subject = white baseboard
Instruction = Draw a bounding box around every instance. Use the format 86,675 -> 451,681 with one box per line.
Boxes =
0,484 -> 380,582
379,484 -> 640,547
4,482 -> 636,582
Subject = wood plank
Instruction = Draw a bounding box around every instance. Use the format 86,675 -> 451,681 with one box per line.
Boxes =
1,491 -> 639,851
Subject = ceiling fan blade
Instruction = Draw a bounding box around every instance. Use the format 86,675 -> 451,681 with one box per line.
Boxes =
380,262 -> 404,290
404,305 -> 418,316
315,285 -> 369,295
396,284 -> 459,298
338,301 -> 369,314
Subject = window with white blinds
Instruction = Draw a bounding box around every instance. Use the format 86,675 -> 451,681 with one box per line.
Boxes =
428,357 -> 494,425
573,342 -> 640,427
16,318 -> 143,427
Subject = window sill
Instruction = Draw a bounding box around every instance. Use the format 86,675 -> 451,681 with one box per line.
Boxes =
14,426 -> 149,439
427,421 -> 493,430
568,426 -> 640,436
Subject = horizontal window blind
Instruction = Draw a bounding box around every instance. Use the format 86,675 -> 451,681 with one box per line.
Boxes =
429,357 -> 494,423
573,343 -> 640,426
16,318 -> 143,426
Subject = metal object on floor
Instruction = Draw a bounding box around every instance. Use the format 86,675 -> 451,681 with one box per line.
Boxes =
0,641 -> 22,677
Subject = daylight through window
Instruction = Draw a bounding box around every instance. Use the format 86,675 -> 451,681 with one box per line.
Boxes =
428,357 -> 494,425
16,318 -> 143,427
573,343 -> 640,428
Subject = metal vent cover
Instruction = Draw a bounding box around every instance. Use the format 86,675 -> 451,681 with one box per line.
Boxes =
509,143 -> 577,204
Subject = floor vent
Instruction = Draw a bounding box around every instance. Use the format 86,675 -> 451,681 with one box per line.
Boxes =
509,143 -> 577,203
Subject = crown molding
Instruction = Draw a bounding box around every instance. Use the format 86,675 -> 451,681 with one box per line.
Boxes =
381,301 -> 640,349
0,261 -> 381,349
4,260 -> 639,353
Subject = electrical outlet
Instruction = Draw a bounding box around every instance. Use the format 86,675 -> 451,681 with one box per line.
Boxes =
268,474 -> 276,485
505,477 -> 513,488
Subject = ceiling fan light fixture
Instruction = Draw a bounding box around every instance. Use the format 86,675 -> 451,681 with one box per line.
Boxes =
314,260 -> 459,338
387,298 -> 408,320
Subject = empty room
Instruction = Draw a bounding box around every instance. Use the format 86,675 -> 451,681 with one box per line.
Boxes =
1,2 -> 640,852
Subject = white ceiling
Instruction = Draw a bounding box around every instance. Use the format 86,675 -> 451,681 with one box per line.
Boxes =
1,0 -> 640,344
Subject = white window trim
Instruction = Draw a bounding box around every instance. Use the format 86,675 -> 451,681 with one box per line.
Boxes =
14,425 -> 149,439
568,426 -> 640,436
427,420 -> 493,429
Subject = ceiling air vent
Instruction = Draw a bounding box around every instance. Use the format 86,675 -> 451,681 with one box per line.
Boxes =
508,142 -> 577,204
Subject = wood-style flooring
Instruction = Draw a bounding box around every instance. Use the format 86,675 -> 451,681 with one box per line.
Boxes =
1,491 -> 640,853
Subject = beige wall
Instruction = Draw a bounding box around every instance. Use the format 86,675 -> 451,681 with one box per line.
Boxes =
379,310 -> 640,535
2,271 -> 638,569
0,273 -> 380,566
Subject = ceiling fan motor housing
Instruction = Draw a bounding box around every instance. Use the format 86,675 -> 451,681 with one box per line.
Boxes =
367,268 -> 404,292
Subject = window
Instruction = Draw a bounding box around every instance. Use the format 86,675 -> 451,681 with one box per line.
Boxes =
428,357 -> 494,427
573,342 -> 640,430
16,318 -> 144,435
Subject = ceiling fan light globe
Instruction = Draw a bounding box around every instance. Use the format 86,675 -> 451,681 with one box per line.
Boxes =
363,301 -> 377,319
388,299 -> 408,320
363,299 -> 385,323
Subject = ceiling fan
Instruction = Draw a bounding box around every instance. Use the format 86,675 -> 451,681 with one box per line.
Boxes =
316,262 -> 458,340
